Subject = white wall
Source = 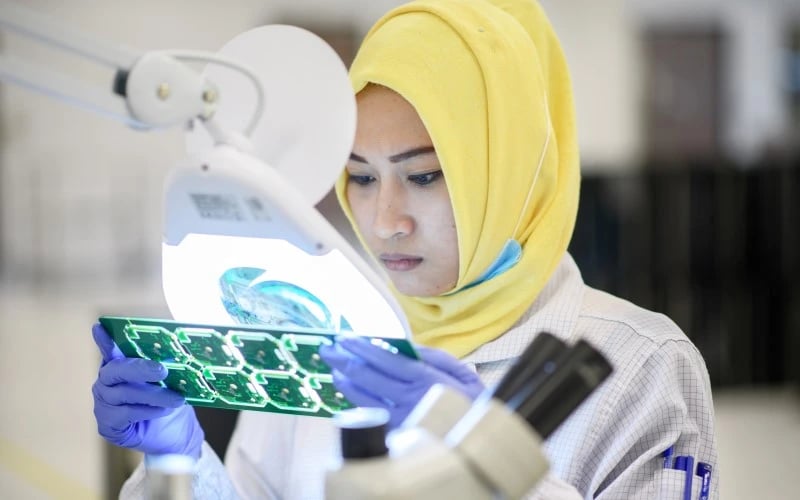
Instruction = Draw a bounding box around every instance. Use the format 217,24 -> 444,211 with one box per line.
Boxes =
541,0 -> 644,171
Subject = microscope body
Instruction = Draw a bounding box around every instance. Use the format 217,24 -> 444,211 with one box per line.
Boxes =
326,428 -> 488,499
325,387 -> 549,500
325,333 -> 613,500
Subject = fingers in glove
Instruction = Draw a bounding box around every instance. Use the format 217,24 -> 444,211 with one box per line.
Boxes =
98,358 -> 168,386
92,323 -> 124,364
334,337 -> 424,382
331,370 -> 392,409
318,342 -> 365,374
321,344 -> 411,395
94,379 -> 185,408
95,402 -> 178,432
331,374 -> 408,429
414,346 -> 480,384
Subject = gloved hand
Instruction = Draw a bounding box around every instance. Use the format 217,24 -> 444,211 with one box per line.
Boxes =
319,336 -> 485,429
91,323 -> 205,459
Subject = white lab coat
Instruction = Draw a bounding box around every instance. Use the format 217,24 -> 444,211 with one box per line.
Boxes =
121,254 -> 718,499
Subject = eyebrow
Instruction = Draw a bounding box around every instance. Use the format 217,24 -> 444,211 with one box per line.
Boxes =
349,146 -> 436,164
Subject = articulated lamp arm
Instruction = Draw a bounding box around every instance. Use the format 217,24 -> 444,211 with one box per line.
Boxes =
0,2 -> 262,139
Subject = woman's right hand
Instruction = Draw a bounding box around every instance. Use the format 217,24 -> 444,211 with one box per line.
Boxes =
91,323 -> 205,459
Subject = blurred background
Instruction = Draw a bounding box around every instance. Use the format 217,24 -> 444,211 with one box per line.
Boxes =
0,0 -> 798,498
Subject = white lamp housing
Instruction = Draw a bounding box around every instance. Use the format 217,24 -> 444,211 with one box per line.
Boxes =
160,25 -> 411,339
162,145 -> 410,339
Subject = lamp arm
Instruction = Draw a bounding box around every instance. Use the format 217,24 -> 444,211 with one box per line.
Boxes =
0,3 -> 262,136
0,2 -> 139,69
0,54 -> 136,126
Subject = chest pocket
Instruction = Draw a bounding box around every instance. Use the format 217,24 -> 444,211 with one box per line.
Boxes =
658,468 -> 702,499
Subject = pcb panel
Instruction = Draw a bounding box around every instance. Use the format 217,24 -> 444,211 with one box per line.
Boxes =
99,316 -> 417,417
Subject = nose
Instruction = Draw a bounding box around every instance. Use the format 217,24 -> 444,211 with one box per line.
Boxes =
372,182 -> 414,240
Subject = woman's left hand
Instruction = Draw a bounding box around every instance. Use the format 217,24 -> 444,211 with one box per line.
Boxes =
319,337 -> 485,429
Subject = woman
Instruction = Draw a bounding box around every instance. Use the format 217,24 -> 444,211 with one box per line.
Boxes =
94,1 -> 718,498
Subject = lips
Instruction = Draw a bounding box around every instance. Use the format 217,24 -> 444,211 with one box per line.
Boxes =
379,253 -> 423,272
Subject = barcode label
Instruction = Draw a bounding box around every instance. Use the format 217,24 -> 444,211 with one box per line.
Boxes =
190,194 -> 244,221
245,197 -> 272,221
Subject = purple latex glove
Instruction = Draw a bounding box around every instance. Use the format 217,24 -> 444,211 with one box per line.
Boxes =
91,323 -> 204,459
319,337 -> 484,429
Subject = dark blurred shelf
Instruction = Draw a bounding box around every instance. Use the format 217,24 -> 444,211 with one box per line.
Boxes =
569,160 -> 800,387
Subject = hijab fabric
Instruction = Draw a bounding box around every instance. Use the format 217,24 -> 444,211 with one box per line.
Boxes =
335,0 -> 580,358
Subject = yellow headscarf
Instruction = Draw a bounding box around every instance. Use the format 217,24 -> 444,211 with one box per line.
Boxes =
335,0 -> 580,358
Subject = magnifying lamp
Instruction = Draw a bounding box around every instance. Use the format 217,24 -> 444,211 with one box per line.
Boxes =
0,4 -> 410,339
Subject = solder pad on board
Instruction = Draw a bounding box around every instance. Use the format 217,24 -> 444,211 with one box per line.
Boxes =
99,316 -> 417,417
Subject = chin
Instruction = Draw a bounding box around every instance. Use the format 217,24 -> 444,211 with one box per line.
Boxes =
393,280 -> 454,298
392,280 -> 428,298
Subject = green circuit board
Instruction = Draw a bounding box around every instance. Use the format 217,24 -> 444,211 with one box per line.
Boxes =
98,316 -> 417,417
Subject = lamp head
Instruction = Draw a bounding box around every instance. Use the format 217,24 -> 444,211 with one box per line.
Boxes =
161,26 -> 410,339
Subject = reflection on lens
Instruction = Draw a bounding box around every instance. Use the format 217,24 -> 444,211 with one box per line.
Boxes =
219,267 -> 351,331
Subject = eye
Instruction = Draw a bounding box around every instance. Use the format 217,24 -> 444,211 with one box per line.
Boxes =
347,174 -> 375,186
408,170 -> 443,186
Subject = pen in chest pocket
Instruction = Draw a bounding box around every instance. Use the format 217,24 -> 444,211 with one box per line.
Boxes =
662,446 -> 674,469
696,462 -> 712,500
673,455 -> 694,500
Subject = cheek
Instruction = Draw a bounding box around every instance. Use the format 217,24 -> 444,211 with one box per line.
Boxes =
427,218 -> 459,294
346,191 -> 374,237
439,197 -> 460,280
433,215 -> 458,253
443,221 -> 460,275
420,195 -> 459,271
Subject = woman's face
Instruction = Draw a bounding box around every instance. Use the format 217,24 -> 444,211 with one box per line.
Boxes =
345,85 -> 459,297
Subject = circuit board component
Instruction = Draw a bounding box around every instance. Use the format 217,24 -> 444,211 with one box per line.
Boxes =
99,316 -> 417,417
229,332 -> 289,371
206,369 -> 268,407
312,377 -> 355,414
161,363 -> 216,402
176,328 -> 242,368
256,372 -> 319,412
281,334 -> 333,375
124,325 -> 188,364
